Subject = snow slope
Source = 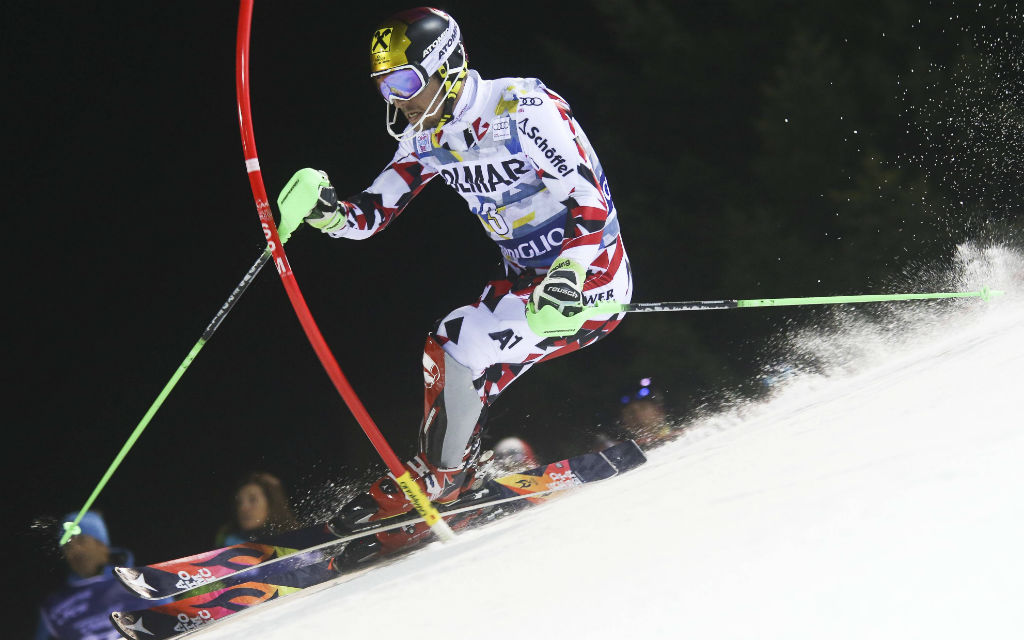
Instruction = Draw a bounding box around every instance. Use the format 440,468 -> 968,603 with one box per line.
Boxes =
202,245 -> 1023,639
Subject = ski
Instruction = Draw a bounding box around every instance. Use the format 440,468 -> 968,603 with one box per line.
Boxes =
114,440 -> 646,601
110,571 -> 334,640
110,441 -> 646,640
110,501 -> 516,640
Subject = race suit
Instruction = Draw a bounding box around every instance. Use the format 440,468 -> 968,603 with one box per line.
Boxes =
330,71 -> 632,469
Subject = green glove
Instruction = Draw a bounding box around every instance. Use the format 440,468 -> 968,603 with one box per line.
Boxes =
526,257 -> 588,337
276,168 -> 344,241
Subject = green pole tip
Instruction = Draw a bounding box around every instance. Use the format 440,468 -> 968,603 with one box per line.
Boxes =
59,521 -> 82,545
981,286 -> 1005,301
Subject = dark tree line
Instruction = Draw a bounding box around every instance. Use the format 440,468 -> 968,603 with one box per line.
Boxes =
483,0 -> 1022,452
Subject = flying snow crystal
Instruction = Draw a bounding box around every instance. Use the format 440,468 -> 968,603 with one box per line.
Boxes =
902,4 -> 1024,221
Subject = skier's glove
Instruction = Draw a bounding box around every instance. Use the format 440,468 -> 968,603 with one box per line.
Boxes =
526,257 -> 588,337
277,168 -> 345,241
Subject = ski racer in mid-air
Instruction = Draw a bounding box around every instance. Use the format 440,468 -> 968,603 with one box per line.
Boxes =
277,6 -> 632,550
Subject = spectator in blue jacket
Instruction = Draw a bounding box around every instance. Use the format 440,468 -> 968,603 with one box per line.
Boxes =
35,511 -> 168,640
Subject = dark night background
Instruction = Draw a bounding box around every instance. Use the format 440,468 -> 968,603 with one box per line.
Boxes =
5,1 -> 1020,636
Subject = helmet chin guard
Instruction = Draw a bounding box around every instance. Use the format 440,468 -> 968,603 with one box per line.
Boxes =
383,59 -> 468,141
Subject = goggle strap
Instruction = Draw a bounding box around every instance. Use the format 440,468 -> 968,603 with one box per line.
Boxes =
433,66 -> 468,134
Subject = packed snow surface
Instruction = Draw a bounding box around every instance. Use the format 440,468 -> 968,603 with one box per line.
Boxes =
202,245 -> 1023,639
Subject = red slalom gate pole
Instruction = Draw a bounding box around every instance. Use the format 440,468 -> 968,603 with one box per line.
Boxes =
234,0 -> 453,541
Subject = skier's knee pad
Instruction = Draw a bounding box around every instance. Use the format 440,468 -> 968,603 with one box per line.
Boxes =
420,336 -> 486,469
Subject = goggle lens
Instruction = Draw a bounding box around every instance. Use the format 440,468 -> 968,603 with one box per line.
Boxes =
376,67 -> 425,103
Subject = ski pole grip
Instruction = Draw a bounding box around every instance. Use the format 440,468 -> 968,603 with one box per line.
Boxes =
578,301 -> 627,321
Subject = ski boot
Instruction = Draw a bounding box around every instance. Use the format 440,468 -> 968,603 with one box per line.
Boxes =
330,493 -> 505,573
328,521 -> 431,573
330,452 -> 477,534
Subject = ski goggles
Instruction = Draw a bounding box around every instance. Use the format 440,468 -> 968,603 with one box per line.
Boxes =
373,66 -> 428,103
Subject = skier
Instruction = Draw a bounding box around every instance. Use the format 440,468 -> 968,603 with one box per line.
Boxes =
278,7 -> 632,534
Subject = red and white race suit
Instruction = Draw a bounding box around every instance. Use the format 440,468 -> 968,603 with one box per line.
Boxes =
330,71 -> 632,469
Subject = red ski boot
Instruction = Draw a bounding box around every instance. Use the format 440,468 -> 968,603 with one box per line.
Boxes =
331,453 -> 475,532
331,498 -> 486,572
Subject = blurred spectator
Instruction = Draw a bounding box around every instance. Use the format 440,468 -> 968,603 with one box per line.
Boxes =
214,472 -> 298,546
492,436 -> 539,471
618,377 -> 679,447
594,377 -> 680,450
35,510 -> 169,640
